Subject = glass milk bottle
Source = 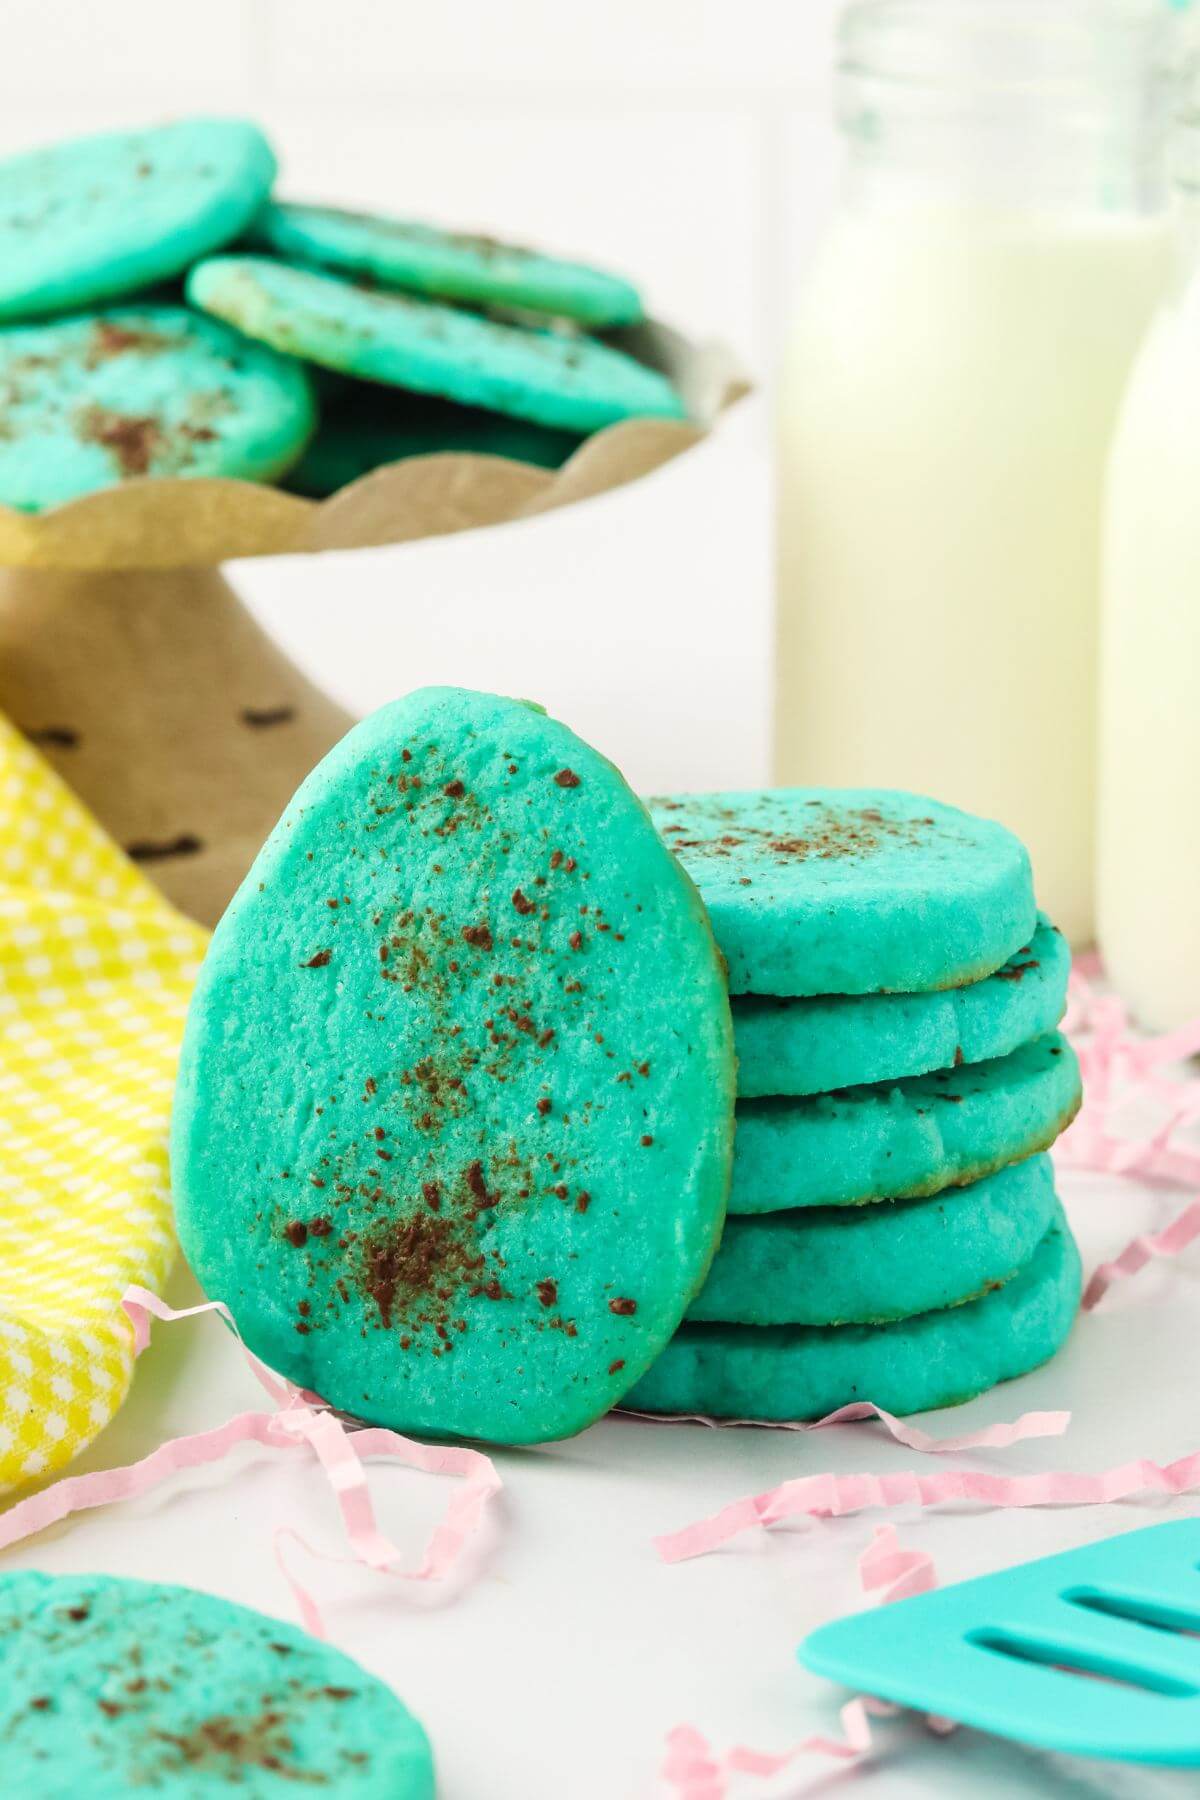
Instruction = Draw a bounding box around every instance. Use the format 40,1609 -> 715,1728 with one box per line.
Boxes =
776,1 -> 1175,945
1099,111 -> 1200,1028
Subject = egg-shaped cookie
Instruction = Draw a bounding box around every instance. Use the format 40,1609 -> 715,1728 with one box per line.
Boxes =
171,688 -> 735,1444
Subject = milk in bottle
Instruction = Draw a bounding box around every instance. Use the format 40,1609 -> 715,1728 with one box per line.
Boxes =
776,1 -> 1175,944
1100,113 -> 1200,1026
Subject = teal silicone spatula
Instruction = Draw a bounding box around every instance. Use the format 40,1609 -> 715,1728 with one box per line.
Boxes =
800,1520 -> 1200,1764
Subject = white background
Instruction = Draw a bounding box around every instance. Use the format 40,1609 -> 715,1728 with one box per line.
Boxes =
0,0 -> 845,792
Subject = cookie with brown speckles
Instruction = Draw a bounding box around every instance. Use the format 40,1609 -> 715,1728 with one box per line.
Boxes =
0,305 -> 315,511
252,200 -> 644,330
187,254 -> 685,435
0,118 -> 275,323
648,789 -> 1036,997
171,687 -> 736,1445
0,1570 -> 432,1796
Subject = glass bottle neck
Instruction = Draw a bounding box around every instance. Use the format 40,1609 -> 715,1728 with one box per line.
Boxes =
837,0 -> 1183,218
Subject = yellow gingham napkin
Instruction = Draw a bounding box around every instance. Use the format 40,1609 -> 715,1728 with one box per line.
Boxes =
0,714 -> 206,1492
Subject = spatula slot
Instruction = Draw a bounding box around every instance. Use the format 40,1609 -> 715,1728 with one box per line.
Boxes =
1065,1587 -> 1200,1641
968,1628 -> 1199,1698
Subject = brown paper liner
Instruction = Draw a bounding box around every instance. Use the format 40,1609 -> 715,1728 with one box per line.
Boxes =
0,565 -> 354,924
0,321 -> 747,924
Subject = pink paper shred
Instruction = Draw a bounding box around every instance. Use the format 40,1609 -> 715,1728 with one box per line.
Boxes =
1082,1197 -> 1200,1310
1058,966 -> 1200,1190
0,1286 -> 502,1637
655,1427 -> 1200,1567
661,1529 -> 942,1797
621,1398 -> 1069,1452
661,1701 -> 902,1800
858,1523 -> 938,1606
1059,964 -> 1200,1305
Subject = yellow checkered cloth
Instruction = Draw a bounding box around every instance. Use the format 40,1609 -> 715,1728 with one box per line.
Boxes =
0,715 -> 206,1493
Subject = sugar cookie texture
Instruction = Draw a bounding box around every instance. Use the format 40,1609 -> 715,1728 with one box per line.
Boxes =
0,306 -> 315,510
253,200 -> 644,329
0,1571 -> 433,1797
187,255 -> 685,434
633,785 -> 1080,1420
0,118 -> 275,322
730,1032 -> 1081,1213
0,115 -> 684,508
172,688 -> 735,1444
733,913 -> 1069,1098
649,788 -> 1035,996
689,1153 -> 1060,1327
629,1203 -> 1081,1420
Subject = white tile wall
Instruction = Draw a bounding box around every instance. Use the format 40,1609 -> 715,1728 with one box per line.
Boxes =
1,0 -> 848,778
0,0 -> 257,96
263,0 -> 836,98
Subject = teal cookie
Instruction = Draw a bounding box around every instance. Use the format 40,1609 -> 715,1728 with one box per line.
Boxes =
186,255 -> 685,435
0,119 -> 275,323
252,201 -> 644,330
650,789 -> 1036,997
0,1570 -> 432,1797
734,914 -> 1069,1098
172,687 -> 735,1446
731,1031 -> 1081,1213
628,1201 -> 1081,1420
689,1153 -> 1058,1326
0,305 -> 316,511
285,387 -> 582,499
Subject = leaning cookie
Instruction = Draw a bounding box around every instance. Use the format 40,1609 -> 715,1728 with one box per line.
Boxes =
689,1153 -> 1059,1327
0,118 -> 275,323
0,305 -> 315,511
172,687 -> 735,1446
252,200 -> 644,329
730,1031 -> 1081,1213
628,1202 -> 1081,1421
186,255 -> 685,435
0,1570 -> 433,1796
733,913 -> 1070,1098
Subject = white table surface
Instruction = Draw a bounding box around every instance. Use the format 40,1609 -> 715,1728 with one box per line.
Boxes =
7,1159 -> 1199,1799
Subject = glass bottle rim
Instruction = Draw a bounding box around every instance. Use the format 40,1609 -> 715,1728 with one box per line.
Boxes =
838,0 -> 1179,111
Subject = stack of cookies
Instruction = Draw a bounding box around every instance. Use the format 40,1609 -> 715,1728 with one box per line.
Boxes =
628,790 -> 1083,1421
170,702 -> 1084,1443
0,117 -> 683,513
